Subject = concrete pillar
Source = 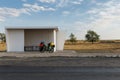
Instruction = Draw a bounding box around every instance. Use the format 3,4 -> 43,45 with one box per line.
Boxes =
53,30 -> 57,51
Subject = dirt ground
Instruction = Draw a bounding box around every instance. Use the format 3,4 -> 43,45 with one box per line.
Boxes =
0,43 -> 6,51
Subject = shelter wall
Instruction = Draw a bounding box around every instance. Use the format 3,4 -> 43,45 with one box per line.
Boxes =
6,29 -> 24,52
56,31 -> 65,51
25,29 -> 54,46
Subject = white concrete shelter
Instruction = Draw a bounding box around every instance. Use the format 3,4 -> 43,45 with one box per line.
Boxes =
5,27 -> 65,52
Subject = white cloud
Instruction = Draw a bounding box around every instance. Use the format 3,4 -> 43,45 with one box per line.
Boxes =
71,2 -> 81,5
21,0 -> 27,2
88,0 -> 120,28
91,0 -> 97,4
57,0 -> 68,7
23,3 -> 55,12
0,7 -> 30,22
62,11 -> 70,15
0,3 -> 55,22
71,0 -> 83,5
0,16 -> 5,22
57,0 -> 83,7
38,0 -> 56,3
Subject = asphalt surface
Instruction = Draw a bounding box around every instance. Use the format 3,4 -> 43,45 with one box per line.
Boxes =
1,57 -> 120,80
1,66 -> 120,80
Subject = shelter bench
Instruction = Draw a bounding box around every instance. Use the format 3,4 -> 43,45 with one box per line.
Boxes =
24,46 -> 40,51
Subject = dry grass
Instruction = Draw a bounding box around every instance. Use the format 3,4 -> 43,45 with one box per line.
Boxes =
64,40 -> 120,52
1,40 -> 120,53
0,42 -> 6,51
64,42 -> 120,53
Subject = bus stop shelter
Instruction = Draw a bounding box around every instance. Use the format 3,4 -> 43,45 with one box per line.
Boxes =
5,27 -> 65,52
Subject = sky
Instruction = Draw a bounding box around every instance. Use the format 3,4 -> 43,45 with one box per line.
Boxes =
0,0 -> 120,40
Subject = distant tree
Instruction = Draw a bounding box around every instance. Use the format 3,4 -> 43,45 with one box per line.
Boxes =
2,33 -> 6,42
69,33 -> 77,44
0,33 -> 6,43
0,33 -> 2,42
85,30 -> 100,44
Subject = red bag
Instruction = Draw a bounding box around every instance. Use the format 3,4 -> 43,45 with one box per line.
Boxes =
40,44 -> 44,47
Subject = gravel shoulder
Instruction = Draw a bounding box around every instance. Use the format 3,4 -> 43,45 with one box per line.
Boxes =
1,57 -> 120,67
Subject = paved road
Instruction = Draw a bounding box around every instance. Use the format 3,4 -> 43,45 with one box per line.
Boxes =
1,66 -> 120,80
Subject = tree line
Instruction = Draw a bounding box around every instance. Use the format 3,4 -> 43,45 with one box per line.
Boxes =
69,30 -> 100,44
0,30 -> 99,44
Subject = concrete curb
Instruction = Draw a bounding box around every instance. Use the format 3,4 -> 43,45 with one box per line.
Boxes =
0,50 -> 120,58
